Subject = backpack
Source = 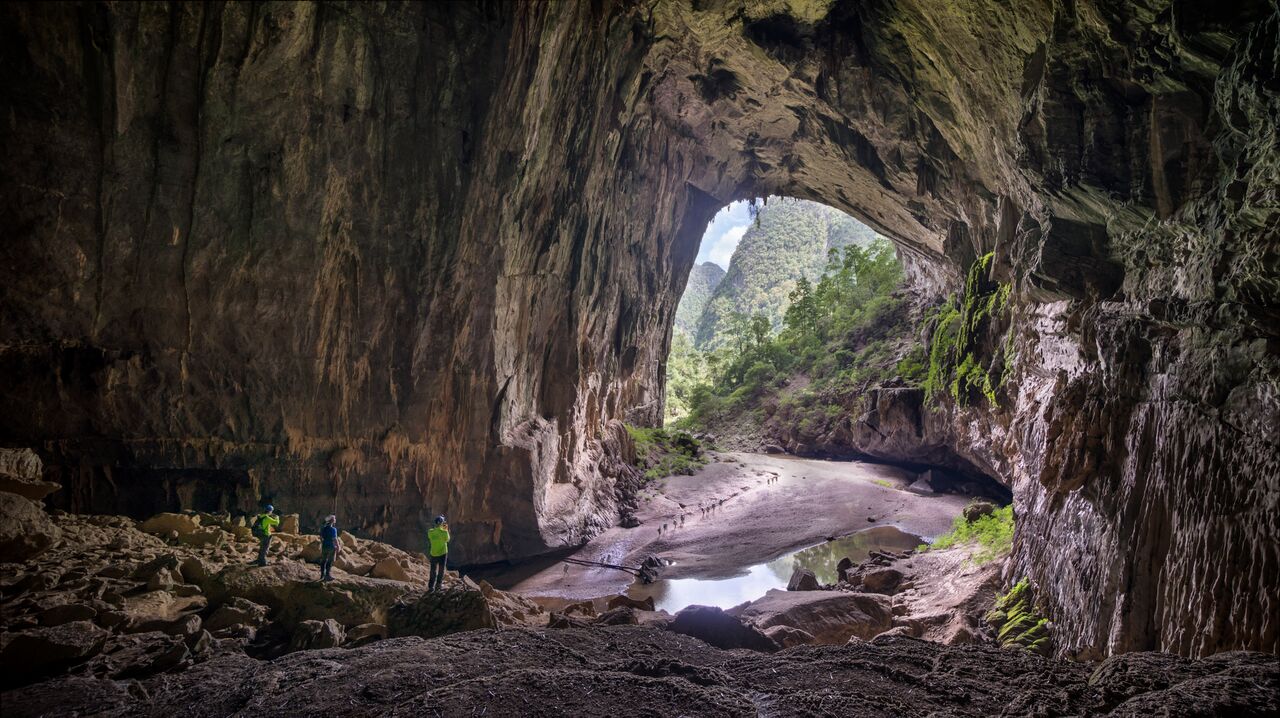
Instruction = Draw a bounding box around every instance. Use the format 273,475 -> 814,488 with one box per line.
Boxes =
251,514 -> 268,539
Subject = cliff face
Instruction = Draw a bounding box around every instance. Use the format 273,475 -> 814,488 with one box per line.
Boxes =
1,0 -> 1275,657
674,262 -> 726,337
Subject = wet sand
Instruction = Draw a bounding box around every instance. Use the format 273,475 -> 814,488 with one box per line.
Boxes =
488,452 -> 972,602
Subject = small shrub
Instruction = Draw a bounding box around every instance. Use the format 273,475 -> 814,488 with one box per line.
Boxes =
625,424 -> 709,481
921,504 -> 1014,564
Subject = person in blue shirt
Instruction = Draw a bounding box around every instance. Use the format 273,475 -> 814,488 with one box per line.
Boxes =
318,514 -> 340,581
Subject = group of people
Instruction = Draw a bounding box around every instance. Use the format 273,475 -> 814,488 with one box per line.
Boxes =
251,506 -> 452,591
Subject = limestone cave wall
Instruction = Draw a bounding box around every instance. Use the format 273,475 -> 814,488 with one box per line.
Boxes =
1,0 -> 1275,656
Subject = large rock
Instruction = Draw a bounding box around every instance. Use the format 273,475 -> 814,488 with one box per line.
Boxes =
0,621 -> 108,687
206,562 -> 414,628
731,590 -> 893,645
203,597 -> 271,633
862,568 -> 904,594
118,590 -> 207,630
786,568 -> 820,591
387,588 -> 496,639
0,492 -> 61,562
667,605 -> 778,652
85,631 -> 189,680
290,619 -> 345,651
369,557 -> 412,583
139,513 -> 202,537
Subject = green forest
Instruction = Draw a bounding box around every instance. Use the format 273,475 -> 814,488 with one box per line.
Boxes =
691,198 -> 878,350
665,236 -> 916,426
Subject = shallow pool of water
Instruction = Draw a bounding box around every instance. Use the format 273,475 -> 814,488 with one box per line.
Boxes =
626,525 -> 923,613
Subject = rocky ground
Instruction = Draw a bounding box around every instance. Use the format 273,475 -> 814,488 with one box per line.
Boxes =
0,453 -> 547,693
7,628 -> 1277,717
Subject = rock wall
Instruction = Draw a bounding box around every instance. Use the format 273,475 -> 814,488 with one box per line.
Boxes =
1,1 -> 1275,656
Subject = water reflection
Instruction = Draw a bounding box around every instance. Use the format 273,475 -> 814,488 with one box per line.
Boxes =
629,525 -> 922,613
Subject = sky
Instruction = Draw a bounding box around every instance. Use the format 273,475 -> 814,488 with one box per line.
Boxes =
695,200 -> 752,270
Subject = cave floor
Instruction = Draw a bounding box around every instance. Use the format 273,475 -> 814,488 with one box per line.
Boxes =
11,628 -> 1275,717
488,453 -> 972,604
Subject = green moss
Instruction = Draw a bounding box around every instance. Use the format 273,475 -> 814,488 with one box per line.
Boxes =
921,504 -> 1014,564
922,252 -> 1011,409
986,578 -> 1052,655
872,478 -> 894,489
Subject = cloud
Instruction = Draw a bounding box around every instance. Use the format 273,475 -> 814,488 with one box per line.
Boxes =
706,224 -> 747,269
696,200 -> 753,269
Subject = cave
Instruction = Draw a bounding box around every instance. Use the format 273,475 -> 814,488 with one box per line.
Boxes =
0,0 -> 1276,702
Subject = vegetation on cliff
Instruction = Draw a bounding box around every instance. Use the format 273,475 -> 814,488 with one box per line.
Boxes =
986,578 -> 1052,656
922,252 -> 1012,409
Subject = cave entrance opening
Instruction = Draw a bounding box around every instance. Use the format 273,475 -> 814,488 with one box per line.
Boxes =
662,195 -> 915,436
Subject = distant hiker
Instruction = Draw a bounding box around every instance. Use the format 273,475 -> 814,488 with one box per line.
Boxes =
252,505 -> 281,566
427,515 -> 450,591
318,514 -> 340,581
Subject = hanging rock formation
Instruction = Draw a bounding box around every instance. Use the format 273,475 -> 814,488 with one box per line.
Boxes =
1,0 -> 1276,659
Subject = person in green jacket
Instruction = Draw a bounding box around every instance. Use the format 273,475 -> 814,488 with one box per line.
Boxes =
427,515 -> 450,591
253,505 -> 281,566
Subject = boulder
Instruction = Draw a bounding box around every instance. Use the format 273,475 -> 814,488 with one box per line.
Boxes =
387,588 -> 497,639
0,448 -> 57,501
133,613 -> 203,638
88,631 -> 189,679
179,556 -> 212,586
593,607 -> 640,626
345,623 -> 388,646
280,514 -> 300,535
762,444 -> 786,455
370,557 -> 412,582
290,619 -> 345,650
205,561 -> 413,628
118,590 -> 207,630
139,513 -> 202,537
203,597 -> 271,633
177,527 -> 225,548
39,603 -> 98,626
667,605 -> 778,652
787,568 -> 820,591
561,600 -> 597,617
0,492 -> 61,561
0,621 -> 109,686
0,448 -> 43,480
963,501 -> 997,523
607,594 -> 656,612
862,568 -> 904,594
731,589 -> 893,644
764,624 -> 816,648
835,557 -> 854,577
0,476 -> 62,501
547,611 -> 590,629
334,554 -> 374,576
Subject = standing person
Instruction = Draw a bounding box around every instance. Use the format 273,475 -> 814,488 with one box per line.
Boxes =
427,515 -> 450,592
252,504 -> 280,566
318,514 -> 340,581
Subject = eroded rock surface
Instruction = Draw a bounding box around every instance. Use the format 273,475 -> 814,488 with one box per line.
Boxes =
4,629 -> 1276,717
0,0 -> 1276,659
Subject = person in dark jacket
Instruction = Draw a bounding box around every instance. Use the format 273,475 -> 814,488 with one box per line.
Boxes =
318,514 -> 340,581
